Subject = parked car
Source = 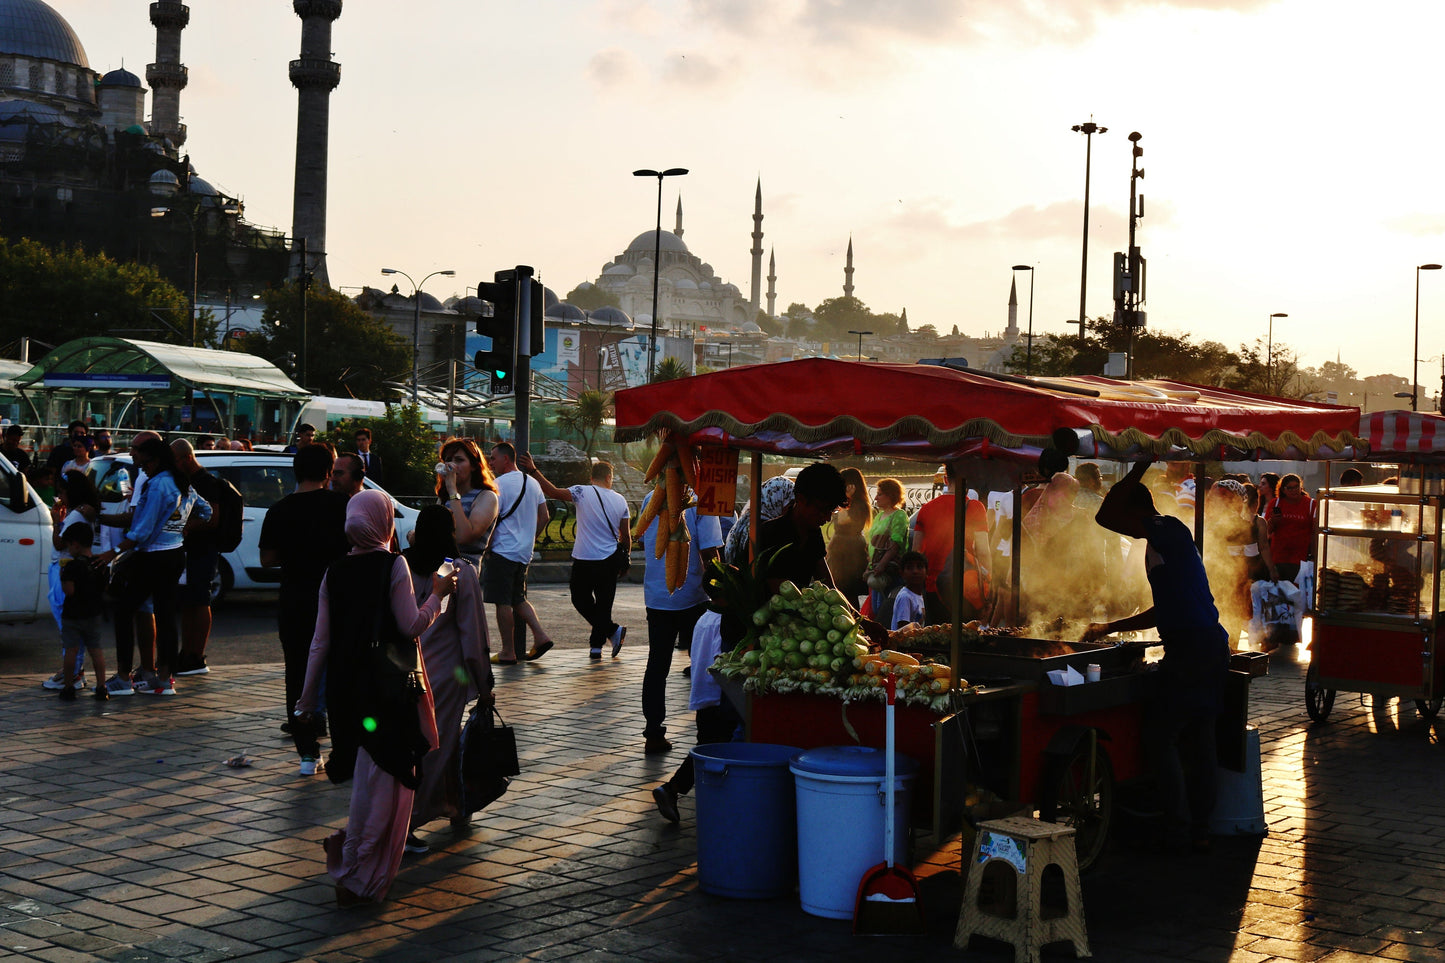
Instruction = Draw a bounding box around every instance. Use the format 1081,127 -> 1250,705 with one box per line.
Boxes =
0,450 -> 52,622
87,450 -> 419,604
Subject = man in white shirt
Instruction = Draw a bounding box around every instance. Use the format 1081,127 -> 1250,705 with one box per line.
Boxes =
519,453 -> 632,660
484,442 -> 555,664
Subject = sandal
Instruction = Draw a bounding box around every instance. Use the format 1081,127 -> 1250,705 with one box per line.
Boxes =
524,640 -> 554,661
490,654 -> 518,666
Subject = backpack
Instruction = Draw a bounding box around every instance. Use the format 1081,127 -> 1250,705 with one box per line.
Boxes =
212,474 -> 245,554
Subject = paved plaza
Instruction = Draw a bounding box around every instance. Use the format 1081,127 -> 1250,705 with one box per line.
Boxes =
2,593 -> 1445,961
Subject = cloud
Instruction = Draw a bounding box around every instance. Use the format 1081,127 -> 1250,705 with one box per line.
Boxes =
880,199 -> 1131,246
660,50 -> 733,88
1384,213 -> 1445,237
586,48 -> 645,89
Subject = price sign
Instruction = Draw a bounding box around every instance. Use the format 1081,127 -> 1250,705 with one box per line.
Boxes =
694,447 -> 739,516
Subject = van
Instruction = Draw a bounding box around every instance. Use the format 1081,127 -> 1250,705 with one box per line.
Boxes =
0,451 -> 53,621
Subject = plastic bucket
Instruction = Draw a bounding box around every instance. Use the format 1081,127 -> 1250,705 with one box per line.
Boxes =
1211,726 -> 1268,835
790,745 -> 919,919
693,742 -> 802,898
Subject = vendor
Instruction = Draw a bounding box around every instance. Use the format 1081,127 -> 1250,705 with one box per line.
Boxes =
1080,455 -> 1231,853
757,462 -> 849,594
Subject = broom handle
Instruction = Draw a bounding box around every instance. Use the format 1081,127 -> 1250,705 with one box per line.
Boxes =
885,671 -> 896,870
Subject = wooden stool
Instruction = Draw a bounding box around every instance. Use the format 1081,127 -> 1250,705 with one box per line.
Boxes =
954,815 -> 1091,963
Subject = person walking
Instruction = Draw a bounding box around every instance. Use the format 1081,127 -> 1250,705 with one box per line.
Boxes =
402,506 -> 492,850
483,441 -> 554,664
637,479 -> 723,754
259,444 -> 350,774
435,439 -> 498,570
354,427 -> 385,486
1265,473 -> 1314,583
294,491 -> 455,906
518,452 -> 631,660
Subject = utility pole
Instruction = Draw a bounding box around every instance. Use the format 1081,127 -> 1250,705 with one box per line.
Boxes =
1113,132 -> 1146,380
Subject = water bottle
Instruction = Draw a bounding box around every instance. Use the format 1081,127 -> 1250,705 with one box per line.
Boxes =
1391,508 -> 1403,532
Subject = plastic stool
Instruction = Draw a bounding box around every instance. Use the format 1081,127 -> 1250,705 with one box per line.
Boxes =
954,815 -> 1091,963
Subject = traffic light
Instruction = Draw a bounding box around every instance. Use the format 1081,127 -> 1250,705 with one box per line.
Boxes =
474,270 -> 519,394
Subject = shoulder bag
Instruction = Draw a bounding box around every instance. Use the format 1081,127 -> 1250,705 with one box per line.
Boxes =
459,702 -> 520,814
593,487 -> 631,580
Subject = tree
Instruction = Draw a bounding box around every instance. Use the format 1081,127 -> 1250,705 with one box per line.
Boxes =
557,389 -> 614,455
564,284 -> 621,312
0,237 -> 201,348
239,282 -> 410,399
781,302 -> 813,337
811,296 -> 873,341
652,356 -> 691,382
754,309 -> 783,336
323,404 -> 441,497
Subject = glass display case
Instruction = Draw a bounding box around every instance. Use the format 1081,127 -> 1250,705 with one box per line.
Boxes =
1308,484 -> 1444,721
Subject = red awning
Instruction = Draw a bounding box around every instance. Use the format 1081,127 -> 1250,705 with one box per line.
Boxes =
613,359 -> 1362,462
1361,410 -> 1445,460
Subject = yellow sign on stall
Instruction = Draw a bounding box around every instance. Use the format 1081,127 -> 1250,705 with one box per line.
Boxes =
694,447 -> 740,516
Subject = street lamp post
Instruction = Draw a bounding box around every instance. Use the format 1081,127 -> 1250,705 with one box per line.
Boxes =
1071,119 -> 1107,347
1012,265 -> 1035,375
382,267 -> 456,404
633,167 -> 688,381
1414,264 -> 1442,412
848,329 -> 872,361
1266,312 -> 1287,393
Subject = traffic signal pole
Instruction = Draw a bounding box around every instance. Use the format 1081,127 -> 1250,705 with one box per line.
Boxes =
514,265 -> 534,453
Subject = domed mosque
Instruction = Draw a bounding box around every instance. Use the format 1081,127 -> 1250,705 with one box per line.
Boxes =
0,0 -> 287,310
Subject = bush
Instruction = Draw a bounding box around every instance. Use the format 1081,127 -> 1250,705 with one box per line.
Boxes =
321,404 -> 439,497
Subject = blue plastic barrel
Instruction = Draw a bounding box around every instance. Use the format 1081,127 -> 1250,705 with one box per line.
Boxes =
693,743 -> 802,898
790,745 -> 919,919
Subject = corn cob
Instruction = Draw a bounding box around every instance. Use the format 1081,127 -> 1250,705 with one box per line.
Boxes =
643,440 -> 675,484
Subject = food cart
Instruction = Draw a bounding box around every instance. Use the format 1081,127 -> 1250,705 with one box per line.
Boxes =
1308,410 -> 1445,722
615,359 -> 1363,868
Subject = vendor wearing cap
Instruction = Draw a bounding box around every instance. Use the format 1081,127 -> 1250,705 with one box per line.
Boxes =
756,462 -> 850,594
1081,455 -> 1231,853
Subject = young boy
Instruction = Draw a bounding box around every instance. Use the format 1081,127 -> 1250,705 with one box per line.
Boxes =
58,521 -> 109,701
891,551 -> 928,630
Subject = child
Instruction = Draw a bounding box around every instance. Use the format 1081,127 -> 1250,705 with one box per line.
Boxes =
891,550 -> 928,630
58,521 -> 109,701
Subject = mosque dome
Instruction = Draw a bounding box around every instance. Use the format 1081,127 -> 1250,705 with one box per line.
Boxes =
543,285 -> 559,310
589,306 -> 633,328
674,277 -> 698,291
602,263 -> 633,277
545,302 -> 586,322
99,67 -> 141,87
188,176 -> 218,195
626,229 -> 689,256
147,168 -> 180,193
0,0 -> 90,67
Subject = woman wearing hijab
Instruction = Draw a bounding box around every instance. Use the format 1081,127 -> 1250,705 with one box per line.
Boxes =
402,506 -> 493,852
296,491 -> 456,907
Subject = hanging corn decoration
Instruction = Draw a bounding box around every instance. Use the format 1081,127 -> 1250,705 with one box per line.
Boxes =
633,433 -> 698,594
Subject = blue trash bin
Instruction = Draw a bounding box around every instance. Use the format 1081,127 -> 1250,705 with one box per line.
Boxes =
693,742 -> 802,898
790,745 -> 919,919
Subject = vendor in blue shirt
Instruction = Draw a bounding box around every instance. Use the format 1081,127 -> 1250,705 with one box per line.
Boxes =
1081,455 -> 1231,853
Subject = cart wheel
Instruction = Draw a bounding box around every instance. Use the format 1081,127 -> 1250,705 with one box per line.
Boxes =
1038,740 -> 1114,873
1305,663 -> 1335,723
1415,695 -> 1443,721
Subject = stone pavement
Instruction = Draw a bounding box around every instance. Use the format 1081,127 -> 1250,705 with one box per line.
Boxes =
2,639 -> 1445,962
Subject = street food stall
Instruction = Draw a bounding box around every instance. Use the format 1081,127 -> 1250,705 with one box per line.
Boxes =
1308,410 -> 1445,722
616,359 -> 1362,868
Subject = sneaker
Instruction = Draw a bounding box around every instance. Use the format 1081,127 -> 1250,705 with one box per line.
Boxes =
174,655 -> 210,677
57,686 -> 76,702
404,834 -> 429,854
93,684 -> 109,701
644,736 -> 673,755
299,757 -> 324,776
134,673 -> 176,696
611,626 -> 627,658
43,672 -> 87,691
104,675 -> 135,697
652,785 -> 681,824
589,648 -> 603,660
279,720 -> 293,735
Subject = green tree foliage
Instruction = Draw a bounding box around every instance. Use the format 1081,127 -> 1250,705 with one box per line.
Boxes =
564,284 -> 621,312
781,302 -> 814,337
0,237 -> 202,348
239,283 -> 410,399
556,389 -> 614,455
754,309 -> 783,336
653,356 -> 691,382
322,404 -> 440,497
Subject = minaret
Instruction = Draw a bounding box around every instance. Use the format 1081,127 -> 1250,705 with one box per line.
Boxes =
749,178 -> 764,316
146,1 -> 189,146
674,196 -> 683,238
289,0 -> 344,285
843,237 -> 855,299
1005,276 -> 1020,341
766,247 -> 777,318
901,307 -> 909,330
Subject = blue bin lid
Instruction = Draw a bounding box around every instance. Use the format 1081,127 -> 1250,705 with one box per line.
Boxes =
790,745 -> 919,778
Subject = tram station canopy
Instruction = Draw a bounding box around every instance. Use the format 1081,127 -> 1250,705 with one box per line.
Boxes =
614,358 -> 1365,463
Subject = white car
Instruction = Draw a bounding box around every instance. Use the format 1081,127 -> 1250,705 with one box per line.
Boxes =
87,450 -> 419,604
0,450 -> 53,622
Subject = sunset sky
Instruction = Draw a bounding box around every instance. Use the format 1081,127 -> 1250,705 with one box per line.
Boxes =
55,0 -> 1445,380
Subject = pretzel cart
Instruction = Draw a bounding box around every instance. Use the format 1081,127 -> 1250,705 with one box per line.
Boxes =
1308,411 -> 1445,722
615,359 -> 1363,869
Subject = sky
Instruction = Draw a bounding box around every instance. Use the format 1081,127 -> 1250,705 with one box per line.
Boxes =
52,0 -> 1445,380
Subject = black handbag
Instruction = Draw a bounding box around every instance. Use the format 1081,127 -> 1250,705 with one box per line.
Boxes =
593,488 -> 631,580
366,567 -> 427,708
104,549 -> 137,601
459,703 -> 520,814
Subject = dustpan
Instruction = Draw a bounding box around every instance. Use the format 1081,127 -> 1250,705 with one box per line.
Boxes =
853,671 -> 925,934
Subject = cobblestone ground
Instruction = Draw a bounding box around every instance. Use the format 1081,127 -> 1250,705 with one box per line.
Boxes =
1,638 -> 1443,962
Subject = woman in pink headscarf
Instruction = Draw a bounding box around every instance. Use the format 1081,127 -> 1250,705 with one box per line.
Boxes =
296,490 -> 457,907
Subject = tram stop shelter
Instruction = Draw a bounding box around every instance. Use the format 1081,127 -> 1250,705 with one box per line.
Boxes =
8,336 -> 310,443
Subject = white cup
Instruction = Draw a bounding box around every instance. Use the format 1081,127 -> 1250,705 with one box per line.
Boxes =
1086,663 -> 1101,683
